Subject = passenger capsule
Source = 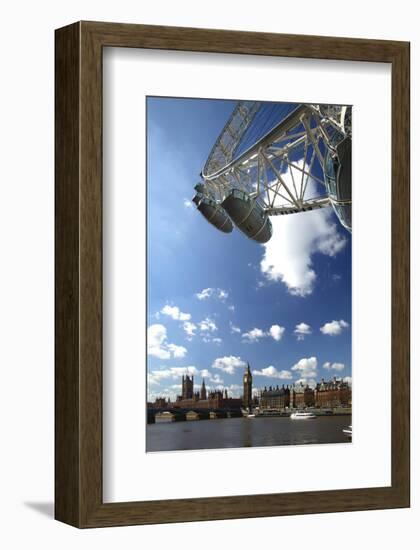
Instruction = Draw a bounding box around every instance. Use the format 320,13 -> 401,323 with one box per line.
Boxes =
324,135 -> 352,232
192,194 -> 233,233
221,189 -> 272,243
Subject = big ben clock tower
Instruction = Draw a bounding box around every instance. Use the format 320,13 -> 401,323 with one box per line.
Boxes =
243,363 -> 253,410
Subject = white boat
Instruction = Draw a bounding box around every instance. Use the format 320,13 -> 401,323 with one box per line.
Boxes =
290,411 -> 317,419
343,425 -> 352,437
241,408 -> 257,417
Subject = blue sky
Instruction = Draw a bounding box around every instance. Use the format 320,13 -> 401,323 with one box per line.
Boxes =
146,96 -> 352,402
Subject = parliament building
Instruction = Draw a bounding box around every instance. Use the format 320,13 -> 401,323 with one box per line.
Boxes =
172,375 -> 242,410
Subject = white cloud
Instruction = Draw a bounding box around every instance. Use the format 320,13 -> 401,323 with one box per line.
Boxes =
291,356 -> 318,380
343,376 -> 352,386
228,305 -> 235,312
147,324 -> 187,360
199,317 -> 218,332
195,287 -> 229,302
199,369 -> 224,385
201,336 -> 222,345
218,289 -> 229,300
269,324 -> 285,341
212,356 -> 246,375
242,325 -> 285,343
195,287 -> 213,300
252,366 -> 292,379
320,319 -> 349,336
147,387 -> 178,402
183,321 -> 197,338
147,324 -> 171,359
230,322 -> 241,334
242,327 -> 266,343
160,304 -> 191,322
227,384 -> 242,391
166,343 -> 187,358
294,322 -> 312,341
224,384 -> 242,397
260,170 -> 347,297
294,378 -> 317,389
148,365 -> 198,385
183,199 -> 193,208
201,333 -> 222,345
323,361 -> 345,371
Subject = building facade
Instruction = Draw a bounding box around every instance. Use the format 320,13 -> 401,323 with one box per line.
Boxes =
291,382 -> 315,408
314,377 -> 351,408
260,384 -> 290,410
259,379 -> 350,410
173,377 -> 242,410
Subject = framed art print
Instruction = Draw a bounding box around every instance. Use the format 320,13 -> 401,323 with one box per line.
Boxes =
55,21 -> 410,527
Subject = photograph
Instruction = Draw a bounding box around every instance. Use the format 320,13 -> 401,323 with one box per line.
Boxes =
146,97 -> 352,452
0,0 -> 410,539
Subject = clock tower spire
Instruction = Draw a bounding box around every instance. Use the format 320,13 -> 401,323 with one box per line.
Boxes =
243,362 -> 253,410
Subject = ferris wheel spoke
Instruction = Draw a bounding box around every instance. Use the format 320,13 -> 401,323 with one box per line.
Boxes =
262,151 -> 301,209
282,158 -> 325,188
264,183 -> 297,208
289,163 -> 299,202
298,137 -> 309,202
302,147 -> 317,201
256,152 -> 261,196
301,116 -> 324,166
235,166 -> 254,191
265,141 -> 325,193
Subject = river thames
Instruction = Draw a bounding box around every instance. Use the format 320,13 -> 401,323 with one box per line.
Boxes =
146,415 -> 351,452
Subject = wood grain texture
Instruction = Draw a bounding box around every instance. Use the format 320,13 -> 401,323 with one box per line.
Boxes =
55,22 -> 81,527
55,21 -> 410,528
390,42 -> 410,504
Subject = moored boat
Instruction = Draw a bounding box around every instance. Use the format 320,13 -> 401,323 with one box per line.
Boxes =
343,425 -> 352,438
290,411 -> 317,420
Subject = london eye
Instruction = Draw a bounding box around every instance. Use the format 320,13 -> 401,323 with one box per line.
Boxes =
192,101 -> 352,243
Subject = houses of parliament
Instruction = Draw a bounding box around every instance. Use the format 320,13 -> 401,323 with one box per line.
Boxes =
149,362 -> 351,411
170,373 -> 243,410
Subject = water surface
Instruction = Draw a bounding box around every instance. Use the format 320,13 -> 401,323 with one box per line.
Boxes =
146,415 -> 351,452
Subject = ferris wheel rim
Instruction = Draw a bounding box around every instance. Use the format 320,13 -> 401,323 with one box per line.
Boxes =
202,103 -> 312,181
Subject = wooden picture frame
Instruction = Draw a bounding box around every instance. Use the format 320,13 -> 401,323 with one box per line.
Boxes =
55,21 -> 410,528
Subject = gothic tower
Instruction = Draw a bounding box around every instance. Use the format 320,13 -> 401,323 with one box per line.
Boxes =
200,378 -> 207,400
182,374 -> 194,399
243,363 -> 253,409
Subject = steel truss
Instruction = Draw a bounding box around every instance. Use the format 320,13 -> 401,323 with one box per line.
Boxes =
201,102 -> 351,217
